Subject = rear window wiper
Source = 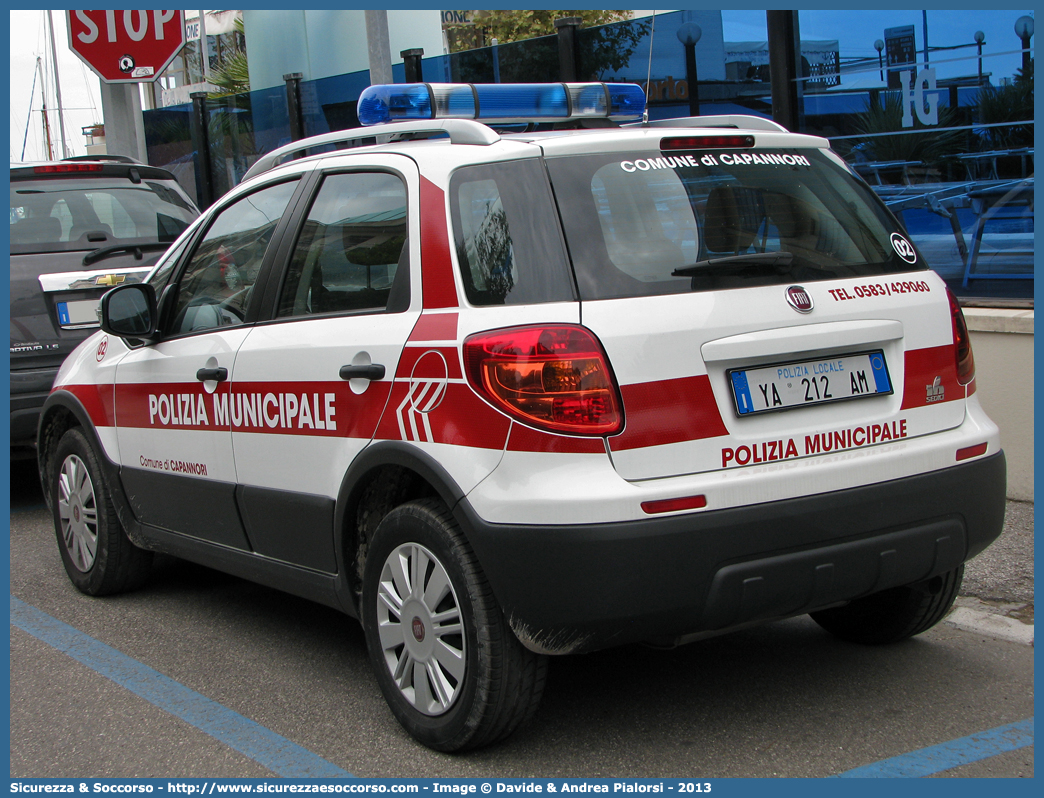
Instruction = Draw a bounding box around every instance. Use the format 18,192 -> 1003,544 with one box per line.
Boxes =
672,251 -> 794,277
83,242 -> 170,266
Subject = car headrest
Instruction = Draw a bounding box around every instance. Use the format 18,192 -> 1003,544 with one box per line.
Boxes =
12,216 -> 62,245
703,185 -> 763,254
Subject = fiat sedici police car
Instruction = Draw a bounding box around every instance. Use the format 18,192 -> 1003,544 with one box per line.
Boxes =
38,82 -> 1006,751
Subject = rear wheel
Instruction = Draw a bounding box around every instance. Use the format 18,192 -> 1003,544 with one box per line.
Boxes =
361,499 -> 547,751
810,566 -> 964,644
52,427 -> 152,596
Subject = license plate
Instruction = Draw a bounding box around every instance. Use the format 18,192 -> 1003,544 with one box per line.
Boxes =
729,350 -> 892,415
56,299 -> 101,328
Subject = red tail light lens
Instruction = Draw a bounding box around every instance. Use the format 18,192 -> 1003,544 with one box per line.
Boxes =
947,289 -> 975,385
463,325 -> 623,435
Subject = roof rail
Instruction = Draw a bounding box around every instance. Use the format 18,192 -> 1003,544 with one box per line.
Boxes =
242,119 -> 501,181
631,115 -> 790,133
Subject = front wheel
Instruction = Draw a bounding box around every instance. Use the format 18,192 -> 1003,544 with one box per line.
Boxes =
361,499 -> 547,751
51,427 -> 153,596
810,566 -> 964,644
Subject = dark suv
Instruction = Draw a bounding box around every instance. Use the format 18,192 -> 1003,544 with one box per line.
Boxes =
9,157 -> 198,456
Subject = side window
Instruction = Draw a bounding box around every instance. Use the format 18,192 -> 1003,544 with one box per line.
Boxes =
450,159 -> 574,306
170,180 -> 298,335
278,172 -> 408,318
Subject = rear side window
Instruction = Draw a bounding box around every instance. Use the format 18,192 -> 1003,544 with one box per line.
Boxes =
545,148 -> 925,301
450,159 -> 574,306
9,176 -> 198,253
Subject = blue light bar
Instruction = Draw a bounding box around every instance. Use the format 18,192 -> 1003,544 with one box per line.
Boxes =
607,83 -> 647,118
357,84 -> 432,124
357,82 -> 646,126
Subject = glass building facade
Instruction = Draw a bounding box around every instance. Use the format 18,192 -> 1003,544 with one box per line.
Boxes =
144,9 -> 1034,302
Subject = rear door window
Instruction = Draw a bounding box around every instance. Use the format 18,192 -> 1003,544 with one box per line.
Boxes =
278,171 -> 409,318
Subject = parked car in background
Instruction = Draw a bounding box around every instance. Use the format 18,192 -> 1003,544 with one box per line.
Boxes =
10,156 -> 199,457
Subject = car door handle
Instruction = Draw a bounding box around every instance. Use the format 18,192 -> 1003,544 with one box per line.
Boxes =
339,364 -> 386,381
196,367 -> 228,382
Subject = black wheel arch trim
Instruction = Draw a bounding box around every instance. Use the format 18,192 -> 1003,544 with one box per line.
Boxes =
37,388 -> 151,549
332,440 -> 472,615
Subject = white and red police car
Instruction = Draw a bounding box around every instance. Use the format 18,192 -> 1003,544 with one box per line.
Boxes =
38,82 -> 1006,751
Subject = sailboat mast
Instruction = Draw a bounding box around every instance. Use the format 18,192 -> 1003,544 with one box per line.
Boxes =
46,10 -> 70,158
38,56 -> 55,161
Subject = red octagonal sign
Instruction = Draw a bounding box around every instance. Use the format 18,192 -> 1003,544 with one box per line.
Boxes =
67,10 -> 186,84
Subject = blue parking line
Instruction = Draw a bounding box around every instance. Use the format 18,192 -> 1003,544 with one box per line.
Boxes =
10,596 -> 354,779
834,717 -> 1034,777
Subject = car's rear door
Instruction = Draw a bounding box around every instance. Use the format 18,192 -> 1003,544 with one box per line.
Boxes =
226,155 -> 421,572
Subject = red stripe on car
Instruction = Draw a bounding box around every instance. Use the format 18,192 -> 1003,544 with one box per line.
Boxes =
419,177 -> 459,310
58,384 -> 116,428
395,347 -> 463,380
375,382 -> 510,449
112,381 -> 388,439
608,375 -> 728,451
901,345 -> 961,409
409,312 -> 458,341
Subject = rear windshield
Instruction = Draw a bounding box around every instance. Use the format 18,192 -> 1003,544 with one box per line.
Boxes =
10,175 -> 198,254
544,147 -> 926,301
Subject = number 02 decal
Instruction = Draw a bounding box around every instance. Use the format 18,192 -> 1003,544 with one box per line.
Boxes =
890,232 -> 917,264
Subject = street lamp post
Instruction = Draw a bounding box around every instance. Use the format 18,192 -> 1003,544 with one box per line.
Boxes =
1014,16 -> 1034,75
874,39 -> 884,82
974,31 -> 985,85
677,23 -> 702,117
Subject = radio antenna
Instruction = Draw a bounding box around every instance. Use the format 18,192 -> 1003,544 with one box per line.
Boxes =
643,12 -> 656,125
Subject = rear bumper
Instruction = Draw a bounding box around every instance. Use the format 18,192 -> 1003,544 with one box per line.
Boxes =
459,452 -> 1006,654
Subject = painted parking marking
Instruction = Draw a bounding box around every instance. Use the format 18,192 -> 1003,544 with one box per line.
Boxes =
10,596 -> 354,779
834,717 -> 1034,777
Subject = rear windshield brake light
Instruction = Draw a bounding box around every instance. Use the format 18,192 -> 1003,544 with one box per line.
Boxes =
33,163 -> 104,174
661,135 -> 754,150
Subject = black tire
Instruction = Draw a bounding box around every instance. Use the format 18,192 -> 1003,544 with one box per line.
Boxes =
51,427 -> 153,596
810,565 -> 964,644
361,499 -> 547,751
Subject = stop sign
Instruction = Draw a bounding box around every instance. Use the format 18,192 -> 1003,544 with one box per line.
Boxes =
67,10 -> 186,83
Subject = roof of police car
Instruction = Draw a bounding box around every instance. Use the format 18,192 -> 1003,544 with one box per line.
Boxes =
271,121 -> 827,170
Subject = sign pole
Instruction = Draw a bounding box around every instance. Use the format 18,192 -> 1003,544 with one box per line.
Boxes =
100,82 -> 148,162
199,10 -> 211,81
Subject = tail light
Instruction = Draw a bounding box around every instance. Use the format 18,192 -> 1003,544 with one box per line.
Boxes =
947,288 -> 975,385
463,325 -> 623,436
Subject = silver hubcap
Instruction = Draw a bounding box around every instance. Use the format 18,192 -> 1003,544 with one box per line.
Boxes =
57,454 -> 99,572
376,543 -> 466,716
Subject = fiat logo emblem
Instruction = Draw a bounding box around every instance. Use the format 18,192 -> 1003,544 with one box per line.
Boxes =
786,286 -> 813,313
412,617 -> 425,642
